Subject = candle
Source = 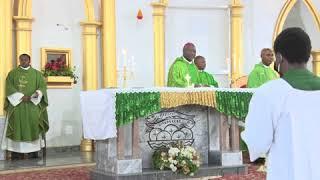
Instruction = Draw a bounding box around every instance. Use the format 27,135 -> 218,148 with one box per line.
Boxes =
130,56 -> 135,72
122,49 -> 127,67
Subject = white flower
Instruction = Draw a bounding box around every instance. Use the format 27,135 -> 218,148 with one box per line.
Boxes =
170,164 -> 177,172
173,160 -> 178,165
168,147 -> 180,157
189,173 -> 194,176
168,157 -> 173,162
161,152 -> 166,157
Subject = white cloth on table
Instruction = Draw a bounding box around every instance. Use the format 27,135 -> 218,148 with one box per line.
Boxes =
80,89 -> 117,140
241,79 -> 320,180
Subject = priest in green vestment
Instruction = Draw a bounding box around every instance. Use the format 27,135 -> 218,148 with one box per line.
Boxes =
247,48 -> 279,88
194,56 -> 219,87
167,43 -> 200,87
2,54 -> 49,160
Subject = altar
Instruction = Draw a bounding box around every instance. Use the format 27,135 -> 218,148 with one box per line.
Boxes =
80,87 -> 254,179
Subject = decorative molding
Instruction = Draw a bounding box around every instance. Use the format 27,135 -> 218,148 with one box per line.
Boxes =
312,50 -> 320,76
230,0 -> 244,81
101,0 -> 117,88
152,1 -> 167,86
273,0 -> 320,40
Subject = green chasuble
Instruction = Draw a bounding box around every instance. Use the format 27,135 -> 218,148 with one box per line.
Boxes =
247,62 -> 279,88
167,56 -> 200,87
282,68 -> 320,90
4,67 -> 49,142
198,71 -> 219,87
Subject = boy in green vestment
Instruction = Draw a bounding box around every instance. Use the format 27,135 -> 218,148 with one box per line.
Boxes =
242,28 -> 320,175
167,43 -> 200,87
2,54 -> 49,160
194,56 -> 219,87
247,48 -> 279,88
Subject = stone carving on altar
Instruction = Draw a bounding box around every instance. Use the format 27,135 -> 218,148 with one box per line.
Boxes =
145,110 -> 195,150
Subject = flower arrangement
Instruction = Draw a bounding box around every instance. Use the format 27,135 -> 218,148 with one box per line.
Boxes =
152,142 -> 200,176
42,55 -> 78,84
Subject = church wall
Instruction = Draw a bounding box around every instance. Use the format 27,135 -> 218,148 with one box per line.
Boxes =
299,3 -> 320,50
115,0 -> 155,87
242,0 -> 284,74
32,0 -> 85,147
165,0 -> 230,87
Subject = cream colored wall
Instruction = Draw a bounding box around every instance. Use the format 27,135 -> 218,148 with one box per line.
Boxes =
116,0 -> 155,87
165,0 -> 230,87
32,0 -> 85,147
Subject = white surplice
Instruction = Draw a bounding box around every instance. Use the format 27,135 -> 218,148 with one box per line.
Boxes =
241,79 -> 320,180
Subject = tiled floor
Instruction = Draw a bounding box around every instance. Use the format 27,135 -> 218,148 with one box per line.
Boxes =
0,151 -> 95,172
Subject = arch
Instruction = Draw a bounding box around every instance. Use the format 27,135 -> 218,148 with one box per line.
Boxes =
303,0 -> 320,31
84,0 -> 95,21
273,0 -> 320,40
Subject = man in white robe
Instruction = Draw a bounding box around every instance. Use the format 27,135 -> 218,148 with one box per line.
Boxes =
241,27 -> 320,180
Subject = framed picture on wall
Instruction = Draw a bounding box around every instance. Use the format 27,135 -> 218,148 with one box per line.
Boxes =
41,48 -> 72,70
40,48 -> 74,89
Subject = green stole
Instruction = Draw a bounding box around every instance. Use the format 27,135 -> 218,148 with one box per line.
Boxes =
167,57 -> 200,87
282,69 -> 320,90
4,67 -> 49,141
198,71 -> 219,87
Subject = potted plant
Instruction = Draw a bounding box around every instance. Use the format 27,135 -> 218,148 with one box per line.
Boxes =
42,56 -> 78,88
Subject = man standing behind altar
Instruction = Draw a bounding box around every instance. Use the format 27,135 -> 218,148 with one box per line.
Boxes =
167,43 -> 200,87
247,48 -> 279,88
194,56 -> 219,87
2,54 -> 49,160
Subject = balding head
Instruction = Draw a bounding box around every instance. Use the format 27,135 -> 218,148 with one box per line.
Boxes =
183,43 -> 196,62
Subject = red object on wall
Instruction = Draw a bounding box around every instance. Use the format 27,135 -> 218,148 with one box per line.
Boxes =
137,9 -> 143,20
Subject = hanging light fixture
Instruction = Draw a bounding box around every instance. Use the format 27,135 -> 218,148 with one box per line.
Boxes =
137,9 -> 143,20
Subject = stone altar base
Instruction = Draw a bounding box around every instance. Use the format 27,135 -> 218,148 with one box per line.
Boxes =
91,165 -> 248,180
94,105 -> 245,179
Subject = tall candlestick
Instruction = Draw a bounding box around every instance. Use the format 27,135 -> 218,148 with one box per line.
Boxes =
122,49 -> 127,67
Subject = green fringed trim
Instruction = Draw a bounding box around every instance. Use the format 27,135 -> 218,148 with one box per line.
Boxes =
115,92 -> 161,127
215,91 -> 253,120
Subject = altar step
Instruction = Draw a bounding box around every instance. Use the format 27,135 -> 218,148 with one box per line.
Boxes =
0,148 -> 95,173
91,164 -> 248,180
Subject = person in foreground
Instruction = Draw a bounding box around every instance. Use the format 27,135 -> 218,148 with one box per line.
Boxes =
2,54 -> 49,160
194,56 -> 219,87
247,48 -> 279,88
167,43 -> 200,87
241,27 -> 320,180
